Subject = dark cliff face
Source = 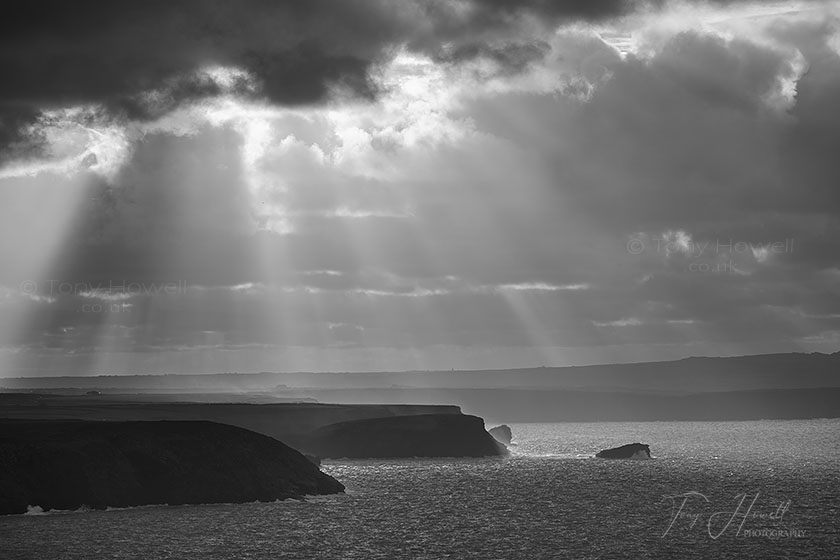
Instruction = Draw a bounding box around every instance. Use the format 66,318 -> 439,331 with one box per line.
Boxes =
595,443 -> 651,459
305,414 -> 508,459
0,420 -> 344,515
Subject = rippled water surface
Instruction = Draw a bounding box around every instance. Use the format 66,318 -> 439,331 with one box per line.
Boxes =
2,420 -> 838,559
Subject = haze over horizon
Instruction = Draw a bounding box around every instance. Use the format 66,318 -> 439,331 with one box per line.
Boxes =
2,0 -> 840,376
2,348 -> 839,379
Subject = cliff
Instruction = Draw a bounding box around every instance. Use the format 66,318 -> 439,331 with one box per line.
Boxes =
305,414 -> 508,458
0,420 -> 344,515
0,400 -> 511,459
0,399 -> 461,443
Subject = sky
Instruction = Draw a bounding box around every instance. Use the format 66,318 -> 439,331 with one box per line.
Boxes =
1,0 -> 840,376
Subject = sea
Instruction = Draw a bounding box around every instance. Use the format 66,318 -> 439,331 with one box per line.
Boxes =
1,420 -> 838,559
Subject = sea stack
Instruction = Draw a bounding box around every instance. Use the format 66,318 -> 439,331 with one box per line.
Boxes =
595,443 -> 652,459
488,424 -> 512,445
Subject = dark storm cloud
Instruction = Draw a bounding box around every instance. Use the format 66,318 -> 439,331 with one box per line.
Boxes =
0,0 -> 701,157
0,1 -> 377,144
470,0 -> 654,19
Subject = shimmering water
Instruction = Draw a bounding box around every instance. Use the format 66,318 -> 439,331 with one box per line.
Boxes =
2,420 -> 838,559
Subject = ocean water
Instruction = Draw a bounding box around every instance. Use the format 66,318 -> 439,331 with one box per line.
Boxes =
1,420 -> 838,559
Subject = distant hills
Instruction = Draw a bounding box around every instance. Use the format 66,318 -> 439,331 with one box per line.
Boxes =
2,352 -> 839,421
2,351 -> 839,394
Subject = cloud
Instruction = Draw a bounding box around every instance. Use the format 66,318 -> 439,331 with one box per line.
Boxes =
2,2 -> 840,373
0,0 -> 751,160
